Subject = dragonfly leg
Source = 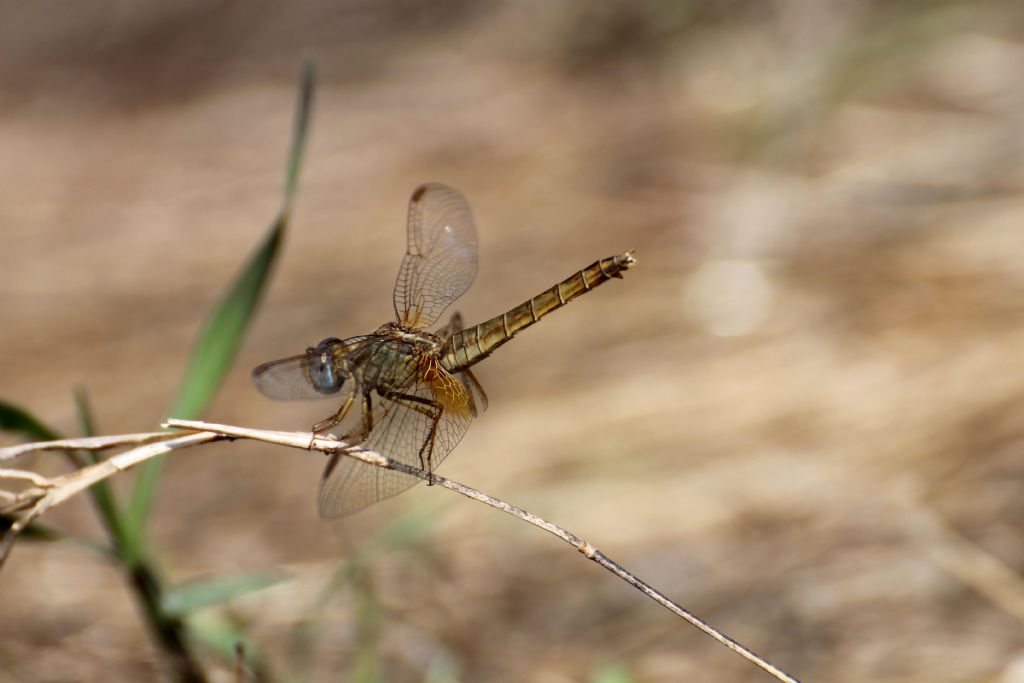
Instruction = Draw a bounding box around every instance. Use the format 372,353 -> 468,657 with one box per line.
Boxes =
460,368 -> 489,413
381,390 -> 443,485
310,392 -> 355,449
339,392 -> 374,448
323,391 -> 374,482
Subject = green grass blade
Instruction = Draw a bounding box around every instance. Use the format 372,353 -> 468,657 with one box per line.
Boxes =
163,571 -> 289,617
284,507 -> 442,678
188,613 -> 274,682
0,514 -> 62,541
125,59 -> 317,549
170,56 -> 314,423
72,386 -> 134,559
73,384 -> 98,441
0,514 -> 113,558
348,560 -> 382,683
0,399 -> 60,441
590,662 -> 634,683
167,211 -> 287,423
285,56 -> 315,205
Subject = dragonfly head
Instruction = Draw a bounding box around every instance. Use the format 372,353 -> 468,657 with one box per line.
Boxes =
308,337 -> 345,395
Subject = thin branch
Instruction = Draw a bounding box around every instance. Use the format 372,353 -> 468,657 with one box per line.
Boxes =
0,469 -> 56,488
0,420 -> 802,683
0,431 -> 175,462
165,419 -> 800,683
0,432 -> 220,567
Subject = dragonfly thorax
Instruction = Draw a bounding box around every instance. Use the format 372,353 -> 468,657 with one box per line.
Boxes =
375,321 -> 443,353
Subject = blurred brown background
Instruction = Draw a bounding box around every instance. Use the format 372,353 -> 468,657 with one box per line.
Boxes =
3,1 -> 1024,681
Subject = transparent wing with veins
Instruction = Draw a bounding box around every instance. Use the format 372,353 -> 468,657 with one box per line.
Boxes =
393,183 -> 479,329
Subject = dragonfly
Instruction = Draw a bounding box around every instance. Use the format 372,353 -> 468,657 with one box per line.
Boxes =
253,183 -> 635,518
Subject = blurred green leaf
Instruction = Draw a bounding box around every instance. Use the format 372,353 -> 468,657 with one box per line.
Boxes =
72,386 -> 133,560
285,56 -> 315,204
126,58 -> 317,549
73,384 -> 98,442
590,662 -> 634,683
188,612 -> 273,682
166,210 -> 286,423
168,57 -> 315,422
285,507 -> 441,680
0,399 -> 60,441
163,571 -> 290,617
423,653 -> 460,683
348,560 -> 381,683
0,513 -> 113,558
0,514 -> 62,542
374,501 -> 444,550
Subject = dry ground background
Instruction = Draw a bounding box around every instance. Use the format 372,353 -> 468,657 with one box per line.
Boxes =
2,1 -> 1024,681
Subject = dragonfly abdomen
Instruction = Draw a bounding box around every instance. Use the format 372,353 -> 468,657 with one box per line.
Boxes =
441,251 -> 635,371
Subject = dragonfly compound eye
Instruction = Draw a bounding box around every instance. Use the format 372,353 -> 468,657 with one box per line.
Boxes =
308,338 -> 344,394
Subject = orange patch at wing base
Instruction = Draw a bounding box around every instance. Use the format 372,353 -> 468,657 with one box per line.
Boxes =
420,356 -> 473,417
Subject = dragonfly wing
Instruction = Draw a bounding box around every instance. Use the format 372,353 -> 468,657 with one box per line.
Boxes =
317,365 -> 475,518
393,183 -> 479,329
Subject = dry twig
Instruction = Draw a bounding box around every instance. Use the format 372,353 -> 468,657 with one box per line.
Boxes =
0,420 -> 801,683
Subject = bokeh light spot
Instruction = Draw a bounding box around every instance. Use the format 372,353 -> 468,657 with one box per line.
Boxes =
685,259 -> 774,337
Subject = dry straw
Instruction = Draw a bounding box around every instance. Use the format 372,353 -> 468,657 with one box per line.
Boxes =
0,419 -> 801,683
